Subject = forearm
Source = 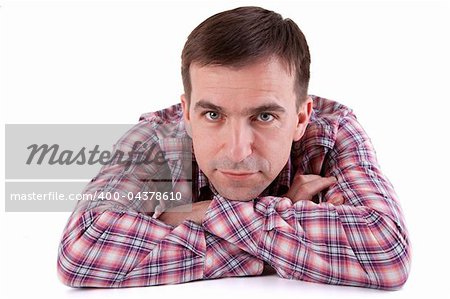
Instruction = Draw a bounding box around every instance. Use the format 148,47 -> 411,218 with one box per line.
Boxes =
202,195 -> 410,290
57,203 -> 206,287
58,200 -> 263,287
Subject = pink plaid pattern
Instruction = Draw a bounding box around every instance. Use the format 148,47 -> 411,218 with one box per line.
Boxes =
57,95 -> 410,289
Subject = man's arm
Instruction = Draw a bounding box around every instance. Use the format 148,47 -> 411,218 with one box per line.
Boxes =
57,120 -> 263,287
202,112 -> 411,290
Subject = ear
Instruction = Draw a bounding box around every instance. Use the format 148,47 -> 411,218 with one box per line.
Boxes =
293,96 -> 313,142
180,94 -> 193,137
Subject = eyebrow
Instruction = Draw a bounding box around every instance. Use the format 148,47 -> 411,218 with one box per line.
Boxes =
193,100 -> 286,116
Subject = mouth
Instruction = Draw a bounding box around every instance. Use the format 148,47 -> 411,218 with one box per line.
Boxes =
219,170 -> 258,179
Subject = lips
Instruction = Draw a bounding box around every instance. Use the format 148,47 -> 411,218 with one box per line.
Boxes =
219,170 -> 257,178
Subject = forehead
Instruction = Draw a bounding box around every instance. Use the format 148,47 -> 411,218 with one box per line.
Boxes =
189,57 -> 296,110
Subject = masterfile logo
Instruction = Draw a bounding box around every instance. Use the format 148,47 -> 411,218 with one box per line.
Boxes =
25,141 -> 168,170
4,124 -> 193,212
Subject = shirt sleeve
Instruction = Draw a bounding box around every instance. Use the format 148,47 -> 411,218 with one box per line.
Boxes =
57,120 -> 263,287
202,111 -> 411,290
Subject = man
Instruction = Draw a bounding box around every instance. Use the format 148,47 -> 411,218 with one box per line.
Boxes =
57,6 -> 410,290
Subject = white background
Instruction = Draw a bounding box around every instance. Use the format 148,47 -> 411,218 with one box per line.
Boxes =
1,0 -> 449,298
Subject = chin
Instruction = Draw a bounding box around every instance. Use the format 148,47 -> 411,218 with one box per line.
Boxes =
214,186 -> 262,201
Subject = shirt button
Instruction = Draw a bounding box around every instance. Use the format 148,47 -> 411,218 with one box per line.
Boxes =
206,256 -> 213,267
253,262 -> 261,273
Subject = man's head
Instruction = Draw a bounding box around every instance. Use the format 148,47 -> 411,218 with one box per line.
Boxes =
180,6 -> 314,201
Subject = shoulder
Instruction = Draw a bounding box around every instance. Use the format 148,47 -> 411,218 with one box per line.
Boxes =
113,103 -> 188,152
309,95 -> 355,126
138,103 -> 184,124
296,95 -> 359,151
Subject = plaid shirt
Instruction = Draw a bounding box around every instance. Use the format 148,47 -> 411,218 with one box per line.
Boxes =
57,95 -> 411,290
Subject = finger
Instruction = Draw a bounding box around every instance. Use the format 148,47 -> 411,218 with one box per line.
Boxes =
327,195 -> 344,206
301,177 -> 337,199
294,174 -> 324,184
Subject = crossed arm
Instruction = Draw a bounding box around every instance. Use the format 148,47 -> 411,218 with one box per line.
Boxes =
57,116 -> 410,290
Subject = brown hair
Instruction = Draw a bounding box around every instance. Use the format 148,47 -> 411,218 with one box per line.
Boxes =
181,6 -> 311,110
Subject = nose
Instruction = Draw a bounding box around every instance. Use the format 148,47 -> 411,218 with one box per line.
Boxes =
224,120 -> 253,163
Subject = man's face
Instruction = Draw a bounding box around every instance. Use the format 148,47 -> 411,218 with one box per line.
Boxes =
181,56 -> 312,201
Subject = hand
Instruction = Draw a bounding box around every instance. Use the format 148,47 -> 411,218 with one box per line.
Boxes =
283,174 -> 344,205
158,200 -> 213,227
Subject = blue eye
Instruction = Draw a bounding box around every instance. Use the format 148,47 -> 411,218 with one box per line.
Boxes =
205,111 -> 221,121
257,113 -> 275,122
